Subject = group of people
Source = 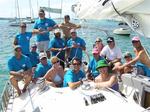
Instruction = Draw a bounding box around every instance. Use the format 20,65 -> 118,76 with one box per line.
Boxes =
7,9 -> 150,96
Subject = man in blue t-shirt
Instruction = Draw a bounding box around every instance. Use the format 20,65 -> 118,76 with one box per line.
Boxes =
49,29 -> 66,68
67,29 -> 86,62
29,44 -> 39,67
86,48 -> 104,80
33,52 -> 52,80
63,58 -> 85,89
14,23 -> 34,56
33,9 -> 57,58
8,45 -> 32,96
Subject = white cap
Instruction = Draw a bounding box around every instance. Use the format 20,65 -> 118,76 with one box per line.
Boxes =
39,52 -> 47,60
70,29 -> 76,33
54,29 -> 61,34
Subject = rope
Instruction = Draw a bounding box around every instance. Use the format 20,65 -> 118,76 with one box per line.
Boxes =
110,0 -> 121,16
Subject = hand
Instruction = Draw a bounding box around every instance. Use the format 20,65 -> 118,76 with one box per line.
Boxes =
113,66 -> 123,71
47,27 -> 53,31
19,71 -> 24,77
72,43 -> 80,48
39,30 -> 48,34
58,48 -> 63,51
86,73 -> 94,81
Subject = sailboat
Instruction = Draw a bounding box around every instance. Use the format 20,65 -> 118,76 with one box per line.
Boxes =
1,0 -> 150,112
9,0 -> 21,26
22,0 -> 35,24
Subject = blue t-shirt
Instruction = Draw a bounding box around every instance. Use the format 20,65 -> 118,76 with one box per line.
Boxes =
15,32 -> 32,55
88,56 -> 104,78
63,69 -> 85,87
8,55 -> 32,71
34,60 -> 52,78
49,37 -> 65,59
29,52 -> 39,67
34,18 -> 56,42
67,37 -> 86,60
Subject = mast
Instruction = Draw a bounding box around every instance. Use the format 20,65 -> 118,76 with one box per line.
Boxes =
60,0 -> 63,20
16,0 -> 21,22
29,0 -> 34,21
48,0 -> 51,18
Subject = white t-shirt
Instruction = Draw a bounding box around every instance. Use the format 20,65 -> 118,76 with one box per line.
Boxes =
100,45 -> 122,61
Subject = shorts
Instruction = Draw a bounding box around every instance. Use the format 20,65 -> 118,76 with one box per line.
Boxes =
10,75 -> 23,81
36,41 -> 49,52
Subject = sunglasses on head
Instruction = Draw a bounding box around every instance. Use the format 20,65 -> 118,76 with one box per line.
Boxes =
53,60 -> 59,64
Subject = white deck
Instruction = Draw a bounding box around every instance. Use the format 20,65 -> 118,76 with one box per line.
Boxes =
6,81 -> 146,112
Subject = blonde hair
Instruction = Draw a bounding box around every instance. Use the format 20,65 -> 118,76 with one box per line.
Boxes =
51,56 -> 59,64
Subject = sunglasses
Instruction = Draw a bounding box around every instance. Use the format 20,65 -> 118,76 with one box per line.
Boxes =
20,26 -> 26,28
39,13 -> 44,16
107,41 -> 113,43
124,56 -> 130,58
73,63 -> 80,66
53,60 -> 59,64
41,57 -> 47,60
15,49 -> 22,52
132,41 -> 139,43
95,41 -> 101,43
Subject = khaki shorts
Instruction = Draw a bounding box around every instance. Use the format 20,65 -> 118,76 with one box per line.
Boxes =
36,40 -> 49,52
10,75 -> 24,81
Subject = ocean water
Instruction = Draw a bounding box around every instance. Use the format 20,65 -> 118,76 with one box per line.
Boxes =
0,19 -> 150,96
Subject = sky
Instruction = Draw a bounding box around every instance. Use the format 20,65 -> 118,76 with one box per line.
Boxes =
0,0 -> 77,18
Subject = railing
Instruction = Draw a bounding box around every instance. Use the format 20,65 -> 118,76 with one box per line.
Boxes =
0,81 -> 13,112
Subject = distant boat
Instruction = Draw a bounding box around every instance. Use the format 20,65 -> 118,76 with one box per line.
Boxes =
9,0 -> 35,26
9,0 -> 21,26
22,17 -> 35,24
113,28 -> 130,35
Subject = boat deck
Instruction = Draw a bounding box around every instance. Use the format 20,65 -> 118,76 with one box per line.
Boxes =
1,81 -> 146,112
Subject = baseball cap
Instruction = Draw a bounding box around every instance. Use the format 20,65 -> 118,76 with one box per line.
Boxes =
96,60 -> 108,70
92,48 -> 99,54
54,29 -> 61,34
107,37 -> 114,42
132,36 -> 140,42
70,29 -> 76,33
31,44 -> 37,48
39,52 -> 47,60
14,45 -> 21,51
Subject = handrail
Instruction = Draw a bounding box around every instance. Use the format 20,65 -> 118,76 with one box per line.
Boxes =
0,81 -> 13,112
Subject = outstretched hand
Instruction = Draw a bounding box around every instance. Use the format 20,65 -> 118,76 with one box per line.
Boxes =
113,65 -> 123,71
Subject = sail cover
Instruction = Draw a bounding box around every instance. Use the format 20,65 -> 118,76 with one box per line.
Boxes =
40,7 -> 62,14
